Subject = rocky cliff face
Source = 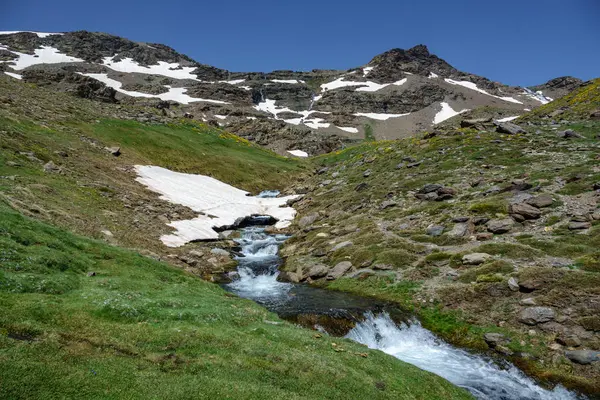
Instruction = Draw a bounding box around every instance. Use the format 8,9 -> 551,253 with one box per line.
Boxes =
0,30 -> 577,155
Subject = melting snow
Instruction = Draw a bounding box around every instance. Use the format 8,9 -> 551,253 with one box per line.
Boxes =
214,115 -> 228,120
445,78 -> 522,104
102,56 -> 199,80
287,150 -> 308,157
496,116 -> 520,122
4,71 -> 22,79
271,79 -> 304,84
322,77 -> 407,92
363,66 -> 374,76
219,79 -> 245,85
433,102 -> 469,124
135,166 -> 299,247
81,73 -> 229,105
0,31 -> 62,38
338,126 -> 359,133
354,112 -> 410,121
523,88 -> 552,104
2,46 -> 84,70
255,99 -> 332,129
428,72 -> 439,79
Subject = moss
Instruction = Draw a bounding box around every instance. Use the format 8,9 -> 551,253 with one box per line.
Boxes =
459,260 -> 514,283
468,200 -> 508,215
375,249 -> 416,269
577,316 -> 600,332
475,273 -> 505,283
424,252 -> 452,264
476,243 -> 542,260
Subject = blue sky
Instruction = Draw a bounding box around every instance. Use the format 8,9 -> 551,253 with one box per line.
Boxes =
1,0 -> 598,86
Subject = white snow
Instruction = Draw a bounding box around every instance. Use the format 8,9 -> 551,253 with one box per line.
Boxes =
0,31 -> 62,38
271,79 -> 304,84
3,46 -> 84,70
321,77 -> 407,93
338,126 -> 359,133
303,118 -> 330,129
428,72 -> 439,79
524,108 -> 531,111
523,88 -> 552,104
253,99 -> 295,117
255,99 -> 332,129
363,66 -> 374,76
433,102 -> 469,124
353,112 -> 410,121
287,150 -> 308,157
246,116 -> 257,120
214,115 -> 228,120
313,94 -> 323,102
101,56 -> 199,80
283,118 -> 303,125
496,116 -> 520,122
219,79 -> 245,85
81,73 -> 229,105
135,165 -> 299,247
445,78 -> 523,104
4,72 -> 22,80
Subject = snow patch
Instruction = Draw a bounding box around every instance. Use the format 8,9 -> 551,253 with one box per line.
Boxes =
3,46 -> 84,70
0,31 -> 62,38
338,126 -> 359,133
354,112 -> 410,121
102,56 -> 199,80
271,79 -> 304,84
363,66 -> 374,76
287,150 -> 308,157
135,166 -> 299,247
219,79 -> 245,85
81,73 -> 228,105
214,115 -> 228,120
4,71 -> 22,80
523,88 -> 552,105
433,102 -> 469,124
445,78 -> 522,104
322,77 -> 407,93
428,72 -> 439,79
496,116 -> 519,123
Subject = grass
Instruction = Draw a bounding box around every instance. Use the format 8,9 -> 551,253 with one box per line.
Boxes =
0,203 -> 471,400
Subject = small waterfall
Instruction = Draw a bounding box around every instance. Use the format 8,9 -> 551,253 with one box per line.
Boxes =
346,313 -> 582,400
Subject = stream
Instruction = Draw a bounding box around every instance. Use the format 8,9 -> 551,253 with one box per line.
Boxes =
224,194 -> 582,400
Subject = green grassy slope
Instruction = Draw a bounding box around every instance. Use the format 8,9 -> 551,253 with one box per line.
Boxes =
0,203 -> 471,399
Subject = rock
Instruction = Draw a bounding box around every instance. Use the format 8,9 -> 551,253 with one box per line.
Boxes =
519,307 -> 556,325
565,350 -> 600,365
395,163 -> 406,169
495,121 -> 525,135
509,203 -> 542,220
380,200 -> 397,210
277,271 -> 300,283
571,215 -> 589,222
327,261 -> 353,280
317,167 -> 329,175
472,217 -> 490,226
447,223 -> 469,238
487,218 -> 514,234
188,250 -> 205,258
321,180 -> 332,186
316,232 -> 329,238
462,253 -> 492,265
105,146 -> 121,156
355,182 -> 368,192
557,129 -> 584,139
87,271 -> 96,277
594,182 -> 600,191
406,161 -> 422,168
520,298 -> 537,306
476,232 -> 493,241
557,335 -> 581,348
418,183 -> 443,194
510,180 -> 533,192
590,110 -> 600,120
43,161 -> 61,173
461,117 -> 492,128
331,241 -> 353,252
483,333 -> 510,348
452,216 -> 470,223
298,213 -> 318,228
525,193 -> 554,208
372,263 -> 393,270
363,169 -> 371,177
306,264 -> 328,279
508,277 -> 520,292
210,248 -> 230,257
427,225 -> 445,237
568,222 -> 591,230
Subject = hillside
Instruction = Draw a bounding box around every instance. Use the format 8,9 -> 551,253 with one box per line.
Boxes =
279,79 -> 600,395
0,30 -> 575,156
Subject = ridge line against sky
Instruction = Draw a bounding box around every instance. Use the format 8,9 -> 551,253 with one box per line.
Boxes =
1,0 -> 598,86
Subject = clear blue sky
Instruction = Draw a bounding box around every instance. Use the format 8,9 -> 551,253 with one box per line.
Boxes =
1,0 -> 598,86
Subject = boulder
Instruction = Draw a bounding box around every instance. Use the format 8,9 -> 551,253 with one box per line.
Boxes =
43,161 -> 62,173
495,121 -> 525,135
372,263 -> 393,270
483,333 -> 510,348
476,232 -> 493,241
210,248 -> 230,257
568,222 -> 591,230
298,213 -> 318,228
277,271 -> 301,283
306,264 -> 328,279
427,225 -> 445,237
525,194 -> 554,208
380,200 -> 397,210
508,277 -> 520,292
418,183 -> 443,194
487,218 -> 514,234
363,169 -> 372,177
509,203 -> 542,220
327,261 -> 353,280
565,350 -> 600,365
331,241 -> 353,252
519,307 -> 556,325
462,253 -> 492,265
447,223 -> 469,238
557,129 -> 584,139
355,182 -> 368,192
105,146 -> 121,156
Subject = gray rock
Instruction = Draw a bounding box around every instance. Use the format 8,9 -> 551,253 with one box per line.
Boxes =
509,203 -> 542,220
495,121 -> 525,135
462,253 -> 492,265
487,218 -> 514,234
447,223 -> 469,238
427,225 -> 445,237
298,213 -> 318,228
355,182 -> 368,192
418,183 -> 443,194
331,241 -> 353,252
568,222 -> 591,230
327,261 -> 353,280
380,200 -> 397,210
557,129 -> 584,139
520,298 -> 537,306
306,264 -> 328,279
363,169 -> 372,177
508,277 -> 520,292
525,193 -> 554,208
372,263 -> 393,270
210,248 -> 230,257
483,333 -> 510,348
565,350 -> 600,365
519,307 -> 556,325
105,146 -> 121,156
43,161 -> 61,173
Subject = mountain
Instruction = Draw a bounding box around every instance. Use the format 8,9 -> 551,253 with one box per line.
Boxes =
0,30 -> 577,156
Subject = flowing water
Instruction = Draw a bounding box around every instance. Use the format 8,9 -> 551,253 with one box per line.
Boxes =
225,191 -> 582,400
